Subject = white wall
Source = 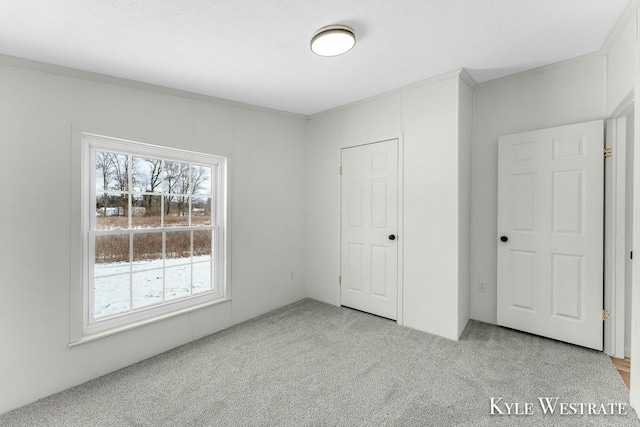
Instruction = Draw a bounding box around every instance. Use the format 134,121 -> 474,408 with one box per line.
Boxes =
470,55 -> 605,323
231,108 -> 308,323
401,76 -> 463,339
626,106 -> 635,357
458,79 -> 473,337
0,59 -> 307,414
607,10 -> 637,117
604,4 -> 639,359
307,72 -> 471,340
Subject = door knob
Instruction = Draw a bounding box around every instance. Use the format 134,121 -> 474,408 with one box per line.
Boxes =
388,234 -> 396,241
500,236 -> 508,243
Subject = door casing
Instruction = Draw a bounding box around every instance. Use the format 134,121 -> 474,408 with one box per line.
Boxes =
604,96 -> 634,358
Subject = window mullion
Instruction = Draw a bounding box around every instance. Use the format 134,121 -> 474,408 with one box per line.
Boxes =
162,231 -> 167,303
214,225 -> 219,294
89,147 -> 97,232
161,160 -> 166,228
129,231 -> 133,313
190,229 -> 194,296
128,154 -> 133,313
88,233 -> 96,325
128,153 -> 132,229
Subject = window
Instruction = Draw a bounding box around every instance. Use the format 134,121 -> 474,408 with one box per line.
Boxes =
82,133 -> 226,336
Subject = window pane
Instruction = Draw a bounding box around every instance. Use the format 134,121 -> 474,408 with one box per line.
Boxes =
132,157 -> 162,193
165,265 -> 191,300
132,270 -> 163,309
165,231 -> 191,264
192,165 -> 212,196
193,230 -> 212,259
191,196 -> 212,226
164,161 -> 190,194
94,274 -> 130,319
132,233 -> 162,272
96,193 -> 129,230
95,234 -> 130,268
193,262 -> 212,294
94,262 -> 131,278
95,151 -> 129,192
132,194 -> 162,228
164,195 -> 189,226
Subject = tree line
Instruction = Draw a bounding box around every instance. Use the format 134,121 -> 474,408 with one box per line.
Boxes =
96,152 -> 210,218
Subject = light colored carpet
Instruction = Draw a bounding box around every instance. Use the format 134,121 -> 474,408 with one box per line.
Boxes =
1,298 -> 638,426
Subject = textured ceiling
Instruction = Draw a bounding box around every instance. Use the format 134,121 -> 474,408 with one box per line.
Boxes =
0,0 -> 633,115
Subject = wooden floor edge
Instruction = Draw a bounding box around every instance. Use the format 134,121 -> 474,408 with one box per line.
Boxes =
611,356 -> 631,389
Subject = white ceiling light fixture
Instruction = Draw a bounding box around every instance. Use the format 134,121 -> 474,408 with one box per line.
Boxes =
310,25 -> 356,57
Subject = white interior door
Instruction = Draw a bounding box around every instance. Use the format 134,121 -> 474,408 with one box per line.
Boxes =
341,139 -> 398,320
497,120 -> 604,350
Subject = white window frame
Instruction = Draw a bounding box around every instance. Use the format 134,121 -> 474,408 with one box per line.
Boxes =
73,132 -> 228,342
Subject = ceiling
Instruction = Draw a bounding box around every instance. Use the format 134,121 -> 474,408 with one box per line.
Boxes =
0,0 -> 632,115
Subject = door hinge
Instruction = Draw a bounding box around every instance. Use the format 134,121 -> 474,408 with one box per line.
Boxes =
339,276 -> 342,285
604,148 -> 612,159
340,166 -> 342,175
602,309 -> 610,321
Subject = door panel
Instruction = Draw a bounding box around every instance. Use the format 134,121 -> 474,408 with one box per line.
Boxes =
341,140 -> 398,320
510,250 -> 535,310
497,120 -> 603,350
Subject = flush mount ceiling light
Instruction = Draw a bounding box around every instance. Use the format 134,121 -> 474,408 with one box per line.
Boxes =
310,25 -> 356,57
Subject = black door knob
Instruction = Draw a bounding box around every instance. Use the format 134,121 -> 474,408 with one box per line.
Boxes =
500,236 -> 508,243
388,234 -> 396,241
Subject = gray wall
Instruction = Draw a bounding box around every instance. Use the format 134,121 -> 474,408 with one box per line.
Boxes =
626,106 -> 635,357
0,59 -> 308,413
307,72 -> 472,341
458,79 -> 473,337
606,7 -> 637,358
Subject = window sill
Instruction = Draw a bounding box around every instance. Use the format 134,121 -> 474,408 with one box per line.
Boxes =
68,297 -> 232,347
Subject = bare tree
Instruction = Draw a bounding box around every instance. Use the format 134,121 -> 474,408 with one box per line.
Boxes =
164,161 -> 189,216
110,154 -> 129,192
163,163 -> 209,217
138,158 -> 162,215
145,158 -> 162,193
109,154 -> 132,217
96,152 -> 114,191
191,165 -> 209,194
95,152 -> 115,216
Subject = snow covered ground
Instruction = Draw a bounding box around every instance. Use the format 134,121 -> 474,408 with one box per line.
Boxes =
94,255 -> 213,318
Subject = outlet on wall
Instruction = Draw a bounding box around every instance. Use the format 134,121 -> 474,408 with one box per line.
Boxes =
478,281 -> 487,292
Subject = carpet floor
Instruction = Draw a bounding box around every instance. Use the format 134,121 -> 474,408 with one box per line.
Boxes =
1,298 -> 638,426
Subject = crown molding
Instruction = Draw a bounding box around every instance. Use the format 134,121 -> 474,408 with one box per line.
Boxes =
309,68 -> 470,119
474,52 -> 605,90
0,54 -> 307,119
